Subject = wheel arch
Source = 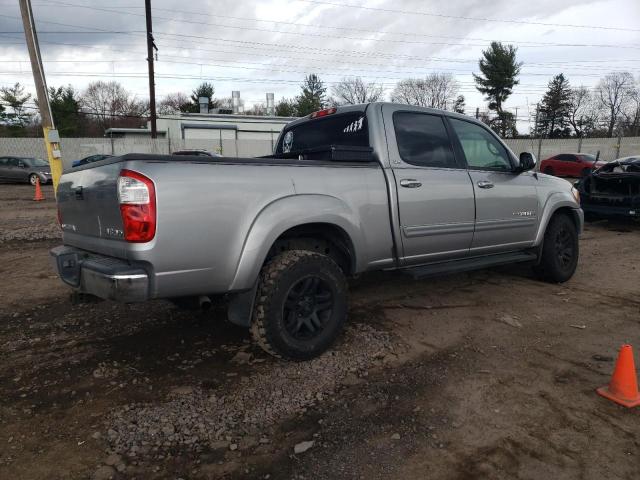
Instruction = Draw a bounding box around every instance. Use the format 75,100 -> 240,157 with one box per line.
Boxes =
229,194 -> 362,292
534,194 -> 583,246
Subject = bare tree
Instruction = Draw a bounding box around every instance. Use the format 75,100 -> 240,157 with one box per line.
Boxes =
245,103 -> 267,116
81,81 -> 145,129
157,92 -> 190,114
622,78 -> 640,136
391,73 -> 459,110
596,72 -> 635,137
568,86 -> 603,137
330,77 -> 384,105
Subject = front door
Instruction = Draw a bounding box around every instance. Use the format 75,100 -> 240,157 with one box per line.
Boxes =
447,117 -> 539,254
384,106 -> 476,265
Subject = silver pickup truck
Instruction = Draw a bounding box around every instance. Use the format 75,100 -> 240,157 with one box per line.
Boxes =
51,103 -> 583,360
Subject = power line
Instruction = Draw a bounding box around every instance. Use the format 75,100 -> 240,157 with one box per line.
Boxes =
295,0 -> 640,33
24,3 -> 640,50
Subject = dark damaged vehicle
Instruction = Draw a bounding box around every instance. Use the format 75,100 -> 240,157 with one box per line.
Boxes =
575,156 -> 640,218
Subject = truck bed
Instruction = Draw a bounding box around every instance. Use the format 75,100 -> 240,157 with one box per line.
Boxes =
56,153 -> 394,298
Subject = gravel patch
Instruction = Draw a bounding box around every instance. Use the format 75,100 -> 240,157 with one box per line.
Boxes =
107,323 -> 399,456
0,220 -> 60,243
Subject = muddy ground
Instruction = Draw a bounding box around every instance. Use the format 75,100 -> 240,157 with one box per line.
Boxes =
0,183 -> 639,480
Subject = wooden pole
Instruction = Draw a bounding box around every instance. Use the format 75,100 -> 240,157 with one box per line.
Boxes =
145,0 -> 157,138
19,0 -> 63,192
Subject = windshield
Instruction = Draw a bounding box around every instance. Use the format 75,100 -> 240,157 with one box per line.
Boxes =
275,112 -> 369,155
23,158 -> 49,167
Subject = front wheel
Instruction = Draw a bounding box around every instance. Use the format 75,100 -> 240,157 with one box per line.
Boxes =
534,213 -> 579,283
29,173 -> 40,186
250,250 -> 348,360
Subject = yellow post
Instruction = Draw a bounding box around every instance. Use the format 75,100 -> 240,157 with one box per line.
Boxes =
43,127 -> 63,192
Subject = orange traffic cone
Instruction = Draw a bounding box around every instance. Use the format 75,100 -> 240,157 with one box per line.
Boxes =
597,344 -> 640,408
33,177 -> 44,201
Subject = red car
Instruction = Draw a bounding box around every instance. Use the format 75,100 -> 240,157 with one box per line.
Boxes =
540,153 -> 606,177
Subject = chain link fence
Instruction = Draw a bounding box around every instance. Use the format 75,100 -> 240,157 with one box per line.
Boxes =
1,135 -> 638,170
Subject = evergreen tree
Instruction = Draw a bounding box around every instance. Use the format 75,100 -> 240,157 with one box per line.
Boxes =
295,74 -> 326,116
49,85 -> 83,137
0,82 -> 32,128
473,42 -> 522,137
275,97 -> 297,117
536,74 -> 572,138
453,95 -> 466,114
185,82 -> 216,113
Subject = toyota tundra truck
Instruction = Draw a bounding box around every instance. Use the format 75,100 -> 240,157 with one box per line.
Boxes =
51,103 -> 583,360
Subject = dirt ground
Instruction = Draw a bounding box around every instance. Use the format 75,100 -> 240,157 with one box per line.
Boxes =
1,183 -> 639,480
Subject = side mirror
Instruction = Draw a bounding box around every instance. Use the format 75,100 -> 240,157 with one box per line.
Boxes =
517,152 -> 537,172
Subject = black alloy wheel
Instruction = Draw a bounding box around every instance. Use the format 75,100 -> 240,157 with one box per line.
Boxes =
283,276 -> 334,340
554,223 -> 575,269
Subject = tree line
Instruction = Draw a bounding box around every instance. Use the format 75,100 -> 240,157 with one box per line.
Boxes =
1,41 -> 638,138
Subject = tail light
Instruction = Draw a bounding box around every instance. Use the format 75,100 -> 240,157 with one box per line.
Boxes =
118,169 -> 156,242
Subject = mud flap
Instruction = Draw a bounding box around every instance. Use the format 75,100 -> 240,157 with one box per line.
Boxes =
227,280 -> 259,328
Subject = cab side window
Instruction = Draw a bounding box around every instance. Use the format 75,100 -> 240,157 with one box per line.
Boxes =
449,118 -> 513,171
393,112 -> 457,168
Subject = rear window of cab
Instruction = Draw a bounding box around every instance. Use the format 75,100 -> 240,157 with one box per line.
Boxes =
275,113 -> 369,155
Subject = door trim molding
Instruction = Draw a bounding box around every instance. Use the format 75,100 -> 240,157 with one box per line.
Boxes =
474,217 -> 537,232
403,221 -> 475,238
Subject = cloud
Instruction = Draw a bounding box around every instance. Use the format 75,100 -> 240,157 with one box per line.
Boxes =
1,0 -> 638,127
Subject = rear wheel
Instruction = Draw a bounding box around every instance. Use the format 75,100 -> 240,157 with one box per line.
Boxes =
534,213 -> 579,283
543,166 -> 554,175
250,250 -> 348,360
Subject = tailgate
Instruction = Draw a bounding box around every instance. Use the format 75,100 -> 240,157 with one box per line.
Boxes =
57,160 -> 125,247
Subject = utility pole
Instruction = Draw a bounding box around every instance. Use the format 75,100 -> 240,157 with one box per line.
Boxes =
18,0 -> 63,192
535,103 -> 544,161
145,0 -> 158,138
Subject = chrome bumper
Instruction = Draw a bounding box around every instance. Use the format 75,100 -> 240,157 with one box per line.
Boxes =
50,245 -> 149,303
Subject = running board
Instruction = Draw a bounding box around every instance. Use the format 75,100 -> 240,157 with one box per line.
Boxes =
404,251 -> 537,279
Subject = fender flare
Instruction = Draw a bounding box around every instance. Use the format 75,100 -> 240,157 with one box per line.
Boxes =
228,194 -> 363,292
534,192 -> 582,246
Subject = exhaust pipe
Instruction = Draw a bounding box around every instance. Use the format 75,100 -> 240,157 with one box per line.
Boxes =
198,295 -> 212,311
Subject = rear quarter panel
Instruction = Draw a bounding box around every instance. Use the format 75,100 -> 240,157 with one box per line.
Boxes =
124,160 -> 393,298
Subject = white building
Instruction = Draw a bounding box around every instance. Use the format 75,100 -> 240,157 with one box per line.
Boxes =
105,112 -> 297,157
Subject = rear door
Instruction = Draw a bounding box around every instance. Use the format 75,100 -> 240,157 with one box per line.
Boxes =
447,117 -> 539,254
556,154 -> 576,176
6,158 -> 25,181
0,157 -> 8,179
384,105 -> 475,265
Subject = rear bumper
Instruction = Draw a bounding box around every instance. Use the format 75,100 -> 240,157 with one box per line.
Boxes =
50,245 -> 149,302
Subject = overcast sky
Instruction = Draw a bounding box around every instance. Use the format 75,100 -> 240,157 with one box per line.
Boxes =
1,0 -> 639,131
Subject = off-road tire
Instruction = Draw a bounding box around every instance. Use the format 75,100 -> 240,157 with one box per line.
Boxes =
250,250 -> 348,360
534,213 -> 579,283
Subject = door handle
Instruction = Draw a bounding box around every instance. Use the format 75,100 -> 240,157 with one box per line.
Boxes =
477,180 -> 494,189
400,179 -> 422,188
